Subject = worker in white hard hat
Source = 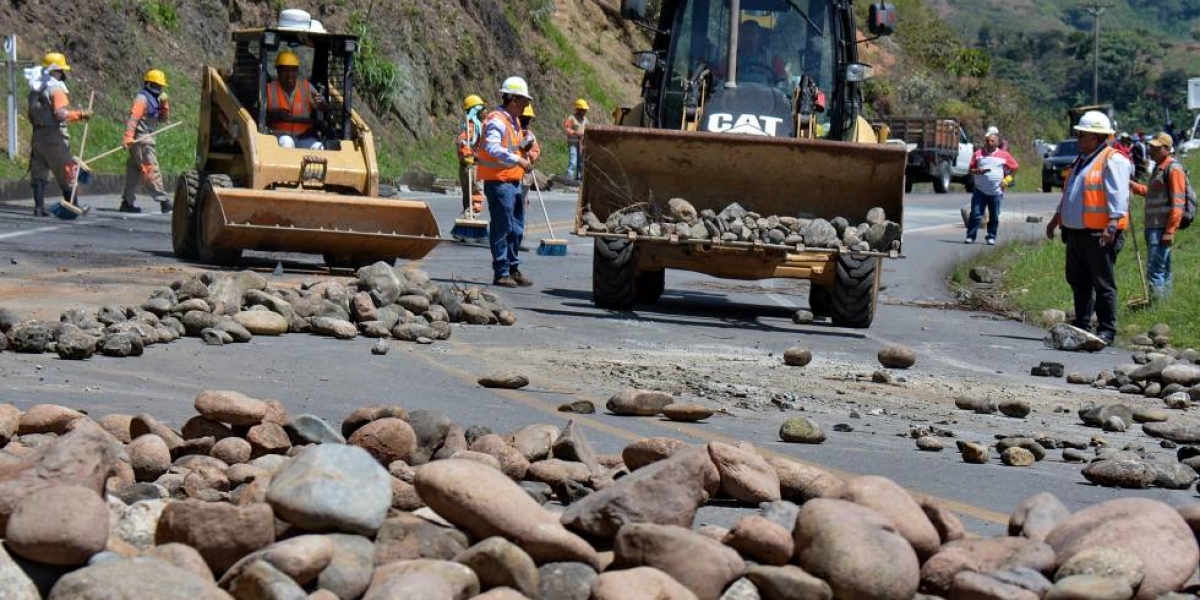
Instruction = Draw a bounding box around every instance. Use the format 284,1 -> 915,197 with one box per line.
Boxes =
1045,110 -> 1131,346
474,76 -> 535,288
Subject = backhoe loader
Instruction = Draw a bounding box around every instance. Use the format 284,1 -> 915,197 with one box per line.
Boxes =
172,24 -> 440,268
578,0 -> 905,327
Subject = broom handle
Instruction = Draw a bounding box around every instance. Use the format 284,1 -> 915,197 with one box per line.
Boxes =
68,91 -> 95,206
532,172 -> 556,239
1128,205 -> 1151,301
81,120 -> 184,166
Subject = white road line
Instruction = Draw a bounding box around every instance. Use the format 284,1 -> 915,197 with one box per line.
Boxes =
0,212 -> 161,241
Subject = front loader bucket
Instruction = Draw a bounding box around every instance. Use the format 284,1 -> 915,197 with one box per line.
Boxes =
199,188 -> 442,261
578,125 -> 907,246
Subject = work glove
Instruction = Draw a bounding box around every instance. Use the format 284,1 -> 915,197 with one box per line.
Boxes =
79,109 -> 94,120
1162,232 -> 1174,247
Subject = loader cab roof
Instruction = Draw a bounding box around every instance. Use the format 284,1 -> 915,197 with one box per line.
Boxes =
229,28 -> 362,143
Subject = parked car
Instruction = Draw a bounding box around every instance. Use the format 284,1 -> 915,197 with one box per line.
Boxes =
1041,138 -> 1078,193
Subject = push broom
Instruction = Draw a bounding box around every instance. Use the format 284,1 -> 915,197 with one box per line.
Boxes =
450,165 -> 488,244
532,174 -> 567,256
51,91 -> 94,219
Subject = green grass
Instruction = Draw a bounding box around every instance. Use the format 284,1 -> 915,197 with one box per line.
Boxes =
955,152 -> 1200,348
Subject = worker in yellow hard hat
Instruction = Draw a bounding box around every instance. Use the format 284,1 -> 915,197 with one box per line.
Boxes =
119,69 -> 172,213
563,98 -> 589,181
265,50 -> 327,149
456,94 -> 487,215
519,104 -> 542,205
26,51 -> 93,217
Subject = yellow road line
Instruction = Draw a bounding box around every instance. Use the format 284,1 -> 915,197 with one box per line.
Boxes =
418,342 -> 1010,525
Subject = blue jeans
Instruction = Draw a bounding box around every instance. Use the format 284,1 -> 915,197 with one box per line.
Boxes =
567,143 -> 581,180
1145,228 -> 1173,298
485,181 -> 524,279
966,189 -> 1001,241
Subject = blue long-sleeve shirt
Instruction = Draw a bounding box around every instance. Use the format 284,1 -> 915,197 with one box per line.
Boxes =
484,109 -> 523,167
1057,145 -> 1131,230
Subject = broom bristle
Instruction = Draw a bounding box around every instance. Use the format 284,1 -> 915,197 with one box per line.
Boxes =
536,238 -> 568,256
450,219 -> 488,243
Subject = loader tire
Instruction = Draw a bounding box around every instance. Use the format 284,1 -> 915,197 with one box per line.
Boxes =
592,237 -> 637,310
932,161 -> 951,194
195,174 -> 243,267
1042,182 -> 1053,193
635,270 -> 665,304
829,253 -> 878,329
809,285 -> 831,317
171,170 -> 200,259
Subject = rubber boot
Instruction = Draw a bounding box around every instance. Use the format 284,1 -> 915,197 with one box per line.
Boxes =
118,197 -> 141,213
31,182 -> 47,217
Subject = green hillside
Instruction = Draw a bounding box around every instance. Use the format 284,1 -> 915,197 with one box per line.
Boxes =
931,0 -> 1199,139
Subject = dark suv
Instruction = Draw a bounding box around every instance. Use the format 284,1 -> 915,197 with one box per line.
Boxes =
1041,139 -> 1078,193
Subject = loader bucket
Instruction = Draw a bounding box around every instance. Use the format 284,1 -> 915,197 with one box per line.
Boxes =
198,187 -> 442,262
578,125 -> 907,243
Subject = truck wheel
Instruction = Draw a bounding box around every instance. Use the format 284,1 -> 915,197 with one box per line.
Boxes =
592,238 -> 637,309
1042,182 -> 1053,193
171,170 -> 200,259
195,174 -> 242,267
809,285 -> 831,317
932,162 -> 951,194
635,270 -> 665,304
830,254 -> 878,328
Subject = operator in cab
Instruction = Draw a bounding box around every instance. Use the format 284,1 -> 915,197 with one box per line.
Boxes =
266,50 -> 328,150
734,20 -> 788,84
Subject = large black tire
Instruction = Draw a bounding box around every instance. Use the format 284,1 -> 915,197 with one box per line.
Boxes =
1042,182 -> 1053,193
195,174 -> 243,267
932,161 -> 951,194
829,253 -> 878,328
809,285 -> 831,317
592,238 -> 637,309
635,270 -> 665,304
171,170 -> 200,259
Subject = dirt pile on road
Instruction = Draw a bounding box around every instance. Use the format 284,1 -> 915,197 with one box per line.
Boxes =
0,263 -> 515,359
3,391 -> 1200,598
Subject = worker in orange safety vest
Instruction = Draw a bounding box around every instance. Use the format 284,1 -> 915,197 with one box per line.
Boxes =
1045,110 -> 1131,346
25,52 -> 93,217
518,103 -> 542,205
563,98 -> 588,181
265,50 -> 326,150
120,69 -> 172,213
475,76 -> 535,288
456,94 -> 486,216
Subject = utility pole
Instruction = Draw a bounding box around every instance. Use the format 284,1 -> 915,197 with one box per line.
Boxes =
1081,2 -> 1109,105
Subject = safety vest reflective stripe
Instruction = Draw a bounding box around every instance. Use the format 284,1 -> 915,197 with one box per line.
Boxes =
475,110 -> 524,182
267,82 -> 312,135
1080,147 -> 1127,230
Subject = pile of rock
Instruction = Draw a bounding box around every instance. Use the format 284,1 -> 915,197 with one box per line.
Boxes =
0,263 -> 516,360
580,199 -> 902,253
3,392 -> 1200,599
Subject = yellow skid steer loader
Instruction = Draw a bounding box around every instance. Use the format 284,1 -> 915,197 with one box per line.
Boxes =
172,25 -> 440,268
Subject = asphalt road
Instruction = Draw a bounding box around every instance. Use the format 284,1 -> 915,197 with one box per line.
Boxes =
0,186 -> 1191,534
